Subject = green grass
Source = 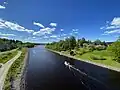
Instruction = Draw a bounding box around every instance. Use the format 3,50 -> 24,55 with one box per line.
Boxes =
75,50 -> 120,68
0,50 -> 18,64
3,48 -> 27,90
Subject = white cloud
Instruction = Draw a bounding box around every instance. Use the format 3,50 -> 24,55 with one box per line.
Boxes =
104,29 -> 120,34
111,17 -> 120,26
0,5 -> 5,9
0,36 -> 8,39
50,35 -> 57,38
0,18 -> 34,33
72,29 -> 78,32
57,37 -> 60,40
33,27 -> 56,36
33,22 -> 45,28
62,33 -> 67,36
4,2 -> 8,4
74,31 -> 78,34
50,23 -> 57,27
60,29 -> 64,31
69,32 -> 73,35
43,36 -> 49,38
32,37 -> 36,39
0,32 -> 16,36
101,17 -> 120,35
100,27 -> 105,30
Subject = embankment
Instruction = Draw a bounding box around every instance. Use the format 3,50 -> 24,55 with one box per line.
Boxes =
47,49 -> 120,72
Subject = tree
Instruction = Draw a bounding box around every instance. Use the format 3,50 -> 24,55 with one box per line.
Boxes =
107,40 -> 120,62
117,36 -> 120,41
78,37 -> 86,47
94,39 -> 102,45
69,36 -> 76,50
101,41 -> 107,46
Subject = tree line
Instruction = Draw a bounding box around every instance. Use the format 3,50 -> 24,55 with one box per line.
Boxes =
46,36 -> 108,51
0,38 -> 35,52
46,36 -> 120,62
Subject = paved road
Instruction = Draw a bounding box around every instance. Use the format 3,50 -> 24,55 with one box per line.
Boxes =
0,51 -> 22,90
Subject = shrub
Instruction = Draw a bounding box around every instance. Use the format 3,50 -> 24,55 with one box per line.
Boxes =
83,43 -> 88,48
90,55 -> 106,60
70,51 -> 75,56
87,44 -> 95,52
107,41 -> 120,62
95,45 -> 106,51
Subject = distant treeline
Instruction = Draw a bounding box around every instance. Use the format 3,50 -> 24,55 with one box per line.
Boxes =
46,36 -> 109,51
0,38 -> 35,52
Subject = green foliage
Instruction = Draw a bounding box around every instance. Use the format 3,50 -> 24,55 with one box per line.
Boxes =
78,37 -> 86,47
70,51 -> 75,56
69,36 -> 76,50
90,55 -> 106,60
0,50 -> 17,64
46,36 -> 76,51
107,41 -> 120,62
94,39 -> 102,45
0,38 -> 35,52
4,48 -> 27,90
87,44 -> 95,51
46,36 -> 108,53
95,45 -> 106,51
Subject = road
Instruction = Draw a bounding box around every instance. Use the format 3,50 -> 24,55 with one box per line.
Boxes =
0,51 -> 22,90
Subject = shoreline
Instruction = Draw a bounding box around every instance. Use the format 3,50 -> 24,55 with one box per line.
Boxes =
47,49 -> 120,72
20,49 -> 29,90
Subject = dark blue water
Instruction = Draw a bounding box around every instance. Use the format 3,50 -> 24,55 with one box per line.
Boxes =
25,45 -> 120,90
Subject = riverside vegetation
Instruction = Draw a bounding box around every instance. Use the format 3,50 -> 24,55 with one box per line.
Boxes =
0,38 -> 35,52
3,48 -> 27,90
46,36 -> 120,68
0,38 -> 35,90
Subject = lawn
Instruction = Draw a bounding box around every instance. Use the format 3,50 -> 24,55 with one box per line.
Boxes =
75,50 -> 120,68
0,50 -> 18,64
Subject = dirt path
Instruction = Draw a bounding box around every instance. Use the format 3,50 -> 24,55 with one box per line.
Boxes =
0,51 -> 22,90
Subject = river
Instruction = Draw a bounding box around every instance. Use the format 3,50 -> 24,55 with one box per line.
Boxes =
25,45 -> 120,90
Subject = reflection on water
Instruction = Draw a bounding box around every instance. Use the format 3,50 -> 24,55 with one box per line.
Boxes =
25,46 -> 120,90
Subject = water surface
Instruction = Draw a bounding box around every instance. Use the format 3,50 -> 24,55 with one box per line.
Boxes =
25,45 -> 120,90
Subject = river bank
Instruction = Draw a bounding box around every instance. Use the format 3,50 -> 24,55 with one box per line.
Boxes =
47,49 -> 120,72
20,49 -> 29,90
3,48 -> 28,90
11,48 -> 28,90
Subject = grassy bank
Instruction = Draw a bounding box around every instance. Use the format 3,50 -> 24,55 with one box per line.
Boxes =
0,50 -> 18,64
3,48 -> 27,90
75,50 -> 120,68
48,49 -> 120,72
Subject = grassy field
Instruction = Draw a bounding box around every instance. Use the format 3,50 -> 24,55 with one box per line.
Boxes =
0,50 -> 18,64
3,48 -> 27,90
74,50 -> 120,68
62,49 -> 120,68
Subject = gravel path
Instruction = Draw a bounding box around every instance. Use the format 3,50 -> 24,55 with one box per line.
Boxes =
0,51 -> 22,90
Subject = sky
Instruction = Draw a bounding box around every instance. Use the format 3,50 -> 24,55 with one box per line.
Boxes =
0,0 -> 120,43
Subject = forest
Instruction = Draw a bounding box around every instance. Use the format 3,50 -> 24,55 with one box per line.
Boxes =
0,38 -> 35,52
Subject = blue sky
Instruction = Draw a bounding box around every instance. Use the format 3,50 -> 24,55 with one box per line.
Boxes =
0,0 -> 120,43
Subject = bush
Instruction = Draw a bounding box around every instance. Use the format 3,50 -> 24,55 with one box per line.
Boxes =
95,45 -> 106,51
90,55 -> 106,60
70,51 -> 75,56
83,43 -> 88,48
107,41 -> 120,62
87,44 -> 95,51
